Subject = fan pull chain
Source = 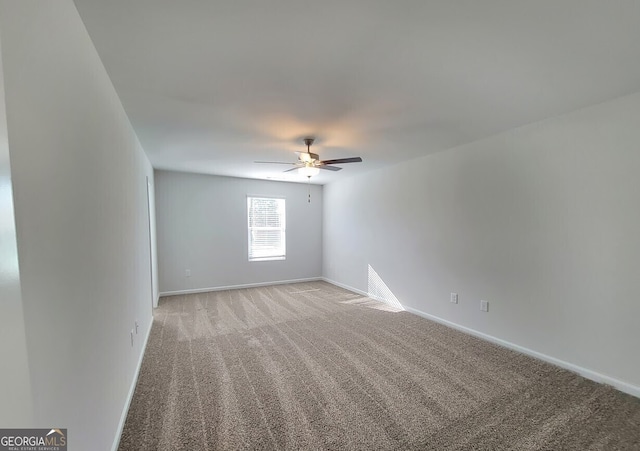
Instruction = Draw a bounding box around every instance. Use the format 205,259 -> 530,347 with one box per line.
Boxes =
308,176 -> 311,203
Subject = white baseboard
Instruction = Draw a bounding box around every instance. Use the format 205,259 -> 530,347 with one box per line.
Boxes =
111,318 -> 153,451
403,305 -> 640,399
321,277 -> 369,297
321,278 -> 640,399
321,277 -> 393,305
159,277 -> 323,297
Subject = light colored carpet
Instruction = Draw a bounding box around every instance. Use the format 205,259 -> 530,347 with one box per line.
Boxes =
118,281 -> 640,450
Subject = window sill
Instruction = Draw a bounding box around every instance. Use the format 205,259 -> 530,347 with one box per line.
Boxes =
249,256 -> 286,262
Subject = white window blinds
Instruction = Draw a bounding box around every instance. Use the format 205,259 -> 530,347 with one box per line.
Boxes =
247,197 -> 286,261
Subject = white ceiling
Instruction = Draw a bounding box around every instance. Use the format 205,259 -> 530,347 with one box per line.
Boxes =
74,0 -> 640,184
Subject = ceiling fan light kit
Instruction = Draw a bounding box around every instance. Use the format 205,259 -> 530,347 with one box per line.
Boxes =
298,165 -> 320,177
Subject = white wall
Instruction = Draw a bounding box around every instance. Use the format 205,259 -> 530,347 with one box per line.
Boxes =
324,91 -> 640,394
0,34 -> 33,428
0,1 -> 156,448
156,170 -> 322,294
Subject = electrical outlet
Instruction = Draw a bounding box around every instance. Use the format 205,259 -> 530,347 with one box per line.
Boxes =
450,292 -> 458,304
135,320 -> 139,334
480,300 -> 489,312
130,330 -> 134,347
185,269 -> 191,277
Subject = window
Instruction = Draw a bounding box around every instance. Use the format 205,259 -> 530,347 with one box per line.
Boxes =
247,196 -> 286,261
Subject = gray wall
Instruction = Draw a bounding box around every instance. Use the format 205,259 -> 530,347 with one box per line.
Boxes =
323,91 -> 640,394
156,170 -> 322,294
0,34 -> 33,428
0,2 -> 157,448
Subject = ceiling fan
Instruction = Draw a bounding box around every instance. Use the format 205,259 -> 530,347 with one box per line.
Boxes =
255,138 -> 362,178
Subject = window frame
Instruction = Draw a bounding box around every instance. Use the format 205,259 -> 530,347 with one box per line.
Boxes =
247,195 -> 286,262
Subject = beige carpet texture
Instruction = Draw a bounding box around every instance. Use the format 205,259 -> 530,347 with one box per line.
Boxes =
118,281 -> 640,450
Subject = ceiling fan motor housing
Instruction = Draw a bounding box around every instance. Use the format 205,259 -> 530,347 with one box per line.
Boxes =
300,152 -> 319,163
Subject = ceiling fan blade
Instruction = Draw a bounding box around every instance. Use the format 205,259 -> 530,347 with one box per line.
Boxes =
318,165 -> 342,171
319,157 -> 363,165
254,161 -> 297,165
283,167 -> 301,173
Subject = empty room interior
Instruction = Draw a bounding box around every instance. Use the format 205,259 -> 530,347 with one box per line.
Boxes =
1,1 -> 640,450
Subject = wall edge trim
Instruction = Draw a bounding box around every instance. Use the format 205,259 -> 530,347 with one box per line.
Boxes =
405,305 -> 640,399
111,318 -> 153,451
159,277 -> 323,297
322,278 -> 640,399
